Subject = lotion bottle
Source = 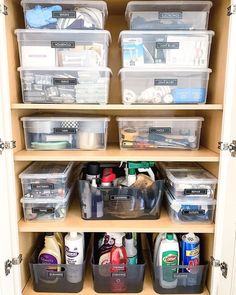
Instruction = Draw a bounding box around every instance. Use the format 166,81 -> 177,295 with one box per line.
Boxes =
125,233 -> 137,265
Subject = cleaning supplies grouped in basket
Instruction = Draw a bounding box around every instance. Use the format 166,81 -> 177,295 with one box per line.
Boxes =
78,162 -> 164,220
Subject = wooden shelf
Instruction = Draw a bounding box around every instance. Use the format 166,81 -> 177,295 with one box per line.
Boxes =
18,201 -> 215,233
14,146 -> 219,162
12,103 -> 223,111
23,269 -> 210,295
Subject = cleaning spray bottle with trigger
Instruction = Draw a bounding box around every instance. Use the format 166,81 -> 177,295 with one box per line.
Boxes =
127,162 -> 155,186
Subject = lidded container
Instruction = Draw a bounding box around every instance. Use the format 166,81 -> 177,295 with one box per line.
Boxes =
21,0 -> 108,29
21,115 -> 110,151
125,1 -> 212,30
19,161 -> 73,199
119,31 -> 214,68
15,30 -> 111,67
117,117 -> 204,150
18,67 -> 111,104
166,168 -> 217,198
120,68 -> 211,105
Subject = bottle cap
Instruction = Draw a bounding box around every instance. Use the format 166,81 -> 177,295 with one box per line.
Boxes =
101,168 -> 116,183
125,233 -> 132,240
166,233 -> 174,240
86,162 -> 100,176
45,232 -> 54,236
70,232 -> 78,238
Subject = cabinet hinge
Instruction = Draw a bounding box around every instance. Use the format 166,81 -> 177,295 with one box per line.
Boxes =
218,141 -> 236,157
5,254 -> 22,276
0,4 -> 7,15
210,256 -> 228,278
228,4 -> 236,16
0,139 -> 16,154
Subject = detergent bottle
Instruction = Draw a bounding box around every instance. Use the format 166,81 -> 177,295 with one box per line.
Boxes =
155,233 -> 179,289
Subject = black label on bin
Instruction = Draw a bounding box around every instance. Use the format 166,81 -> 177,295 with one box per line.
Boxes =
181,209 -> 206,216
154,79 -> 178,86
48,272 -> 64,278
184,189 -> 208,195
51,41 -> 75,48
52,10 -> 76,18
156,42 -> 179,50
159,11 -> 183,19
53,78 -> 77,86
32,207 -> 55,213
149,127 -> 171,134
31,183 -> 54,190
110,195 -> 132,201
53,128 -> 77,134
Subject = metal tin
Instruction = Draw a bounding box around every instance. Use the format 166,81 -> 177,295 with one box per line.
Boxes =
182,233 -> 200,272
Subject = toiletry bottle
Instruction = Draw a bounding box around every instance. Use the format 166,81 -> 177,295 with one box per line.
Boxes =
38,233 -> 61,271
91,178 -> 103,218
101,168 -> 116,187
86,162 -> 100,181
55,232 -> 64,263
65,232 -> 84,283
157,233 -> 179,289
98,233 -> 115,265
110,233 -> 128,292
81,182 -> 92,219
125,233 -> 137,265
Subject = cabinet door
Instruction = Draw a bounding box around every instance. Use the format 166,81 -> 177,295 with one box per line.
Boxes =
0,0 -> 21,294
211,2 -> 236,294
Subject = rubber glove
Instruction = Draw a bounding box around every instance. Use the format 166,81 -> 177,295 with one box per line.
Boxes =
25,5 -> 62,28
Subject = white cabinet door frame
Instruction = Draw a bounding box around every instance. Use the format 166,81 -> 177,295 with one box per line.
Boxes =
211,1 -> 236,294
0,0 -> 21,294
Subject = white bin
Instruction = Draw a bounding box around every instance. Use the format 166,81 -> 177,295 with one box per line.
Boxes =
18,67 -> 111,104
117,117 -> 204,150
120,68 -> 211,104
21,0 -> 108,30
15,30 -> 111,67
125,1 -> 212,30
119,30 -> 214,68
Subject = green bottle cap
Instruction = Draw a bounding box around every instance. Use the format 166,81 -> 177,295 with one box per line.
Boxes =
166,233 -> 174,240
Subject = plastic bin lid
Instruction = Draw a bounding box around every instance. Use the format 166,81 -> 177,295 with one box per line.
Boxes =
125,1 -> 213,18
166,168 -> 218,184
119,68 -> 212,75
21,0 -> 108,17
21,115 -> 110,122
18,67 -> 112,75
19,162 -> 73,179
116,117 -> 204,122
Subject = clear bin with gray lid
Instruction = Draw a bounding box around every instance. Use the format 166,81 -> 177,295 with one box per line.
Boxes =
119,31 -> 214,68
120,68 -> 211,104
166,168 -> 217,198
125,1 -> 212,30
21,115 -> 110,150
117,117 -> 204,150
18,67 -> 111,104
19,161 -> 73,199
15,29 -> 111,67
21,0 -> 108,30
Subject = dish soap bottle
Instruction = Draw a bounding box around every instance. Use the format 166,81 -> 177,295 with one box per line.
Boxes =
125,233 -> 137,264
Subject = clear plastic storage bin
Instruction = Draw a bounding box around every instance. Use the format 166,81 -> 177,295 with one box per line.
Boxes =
166,168 -> 217,198
29,234 -> 90,292
125,1 -> 212,30
21,0 -> 108,30
19,161 -> 73,199
21,115 -> 110,150
78,179 -> 164,220
165,189 -> 216,223
21,186 -> 72,221
15,30 -> 111,67
18,67 -> 111,104
146,234 -> 208,294
120,68 -> 211,104
117,117 -> 204,150
120,31 -> 214,68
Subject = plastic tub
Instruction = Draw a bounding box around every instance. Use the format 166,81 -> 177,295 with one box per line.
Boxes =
125,1 -> 212,30
120,68 -> 211,105
165,189 -> 216,223
15,30 -> 111,67
166,168 -> 217,198
21,0 -> 108,30
21,186 -> 72,221
21,115 -> 110,150
117,117 -> 204,150
119,31 -> 214,68
146,234 -> 208,294
78,179 -> 164,220
18,67 -> 111,104
29,233 -> 90,292
19,162 -> 73,199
